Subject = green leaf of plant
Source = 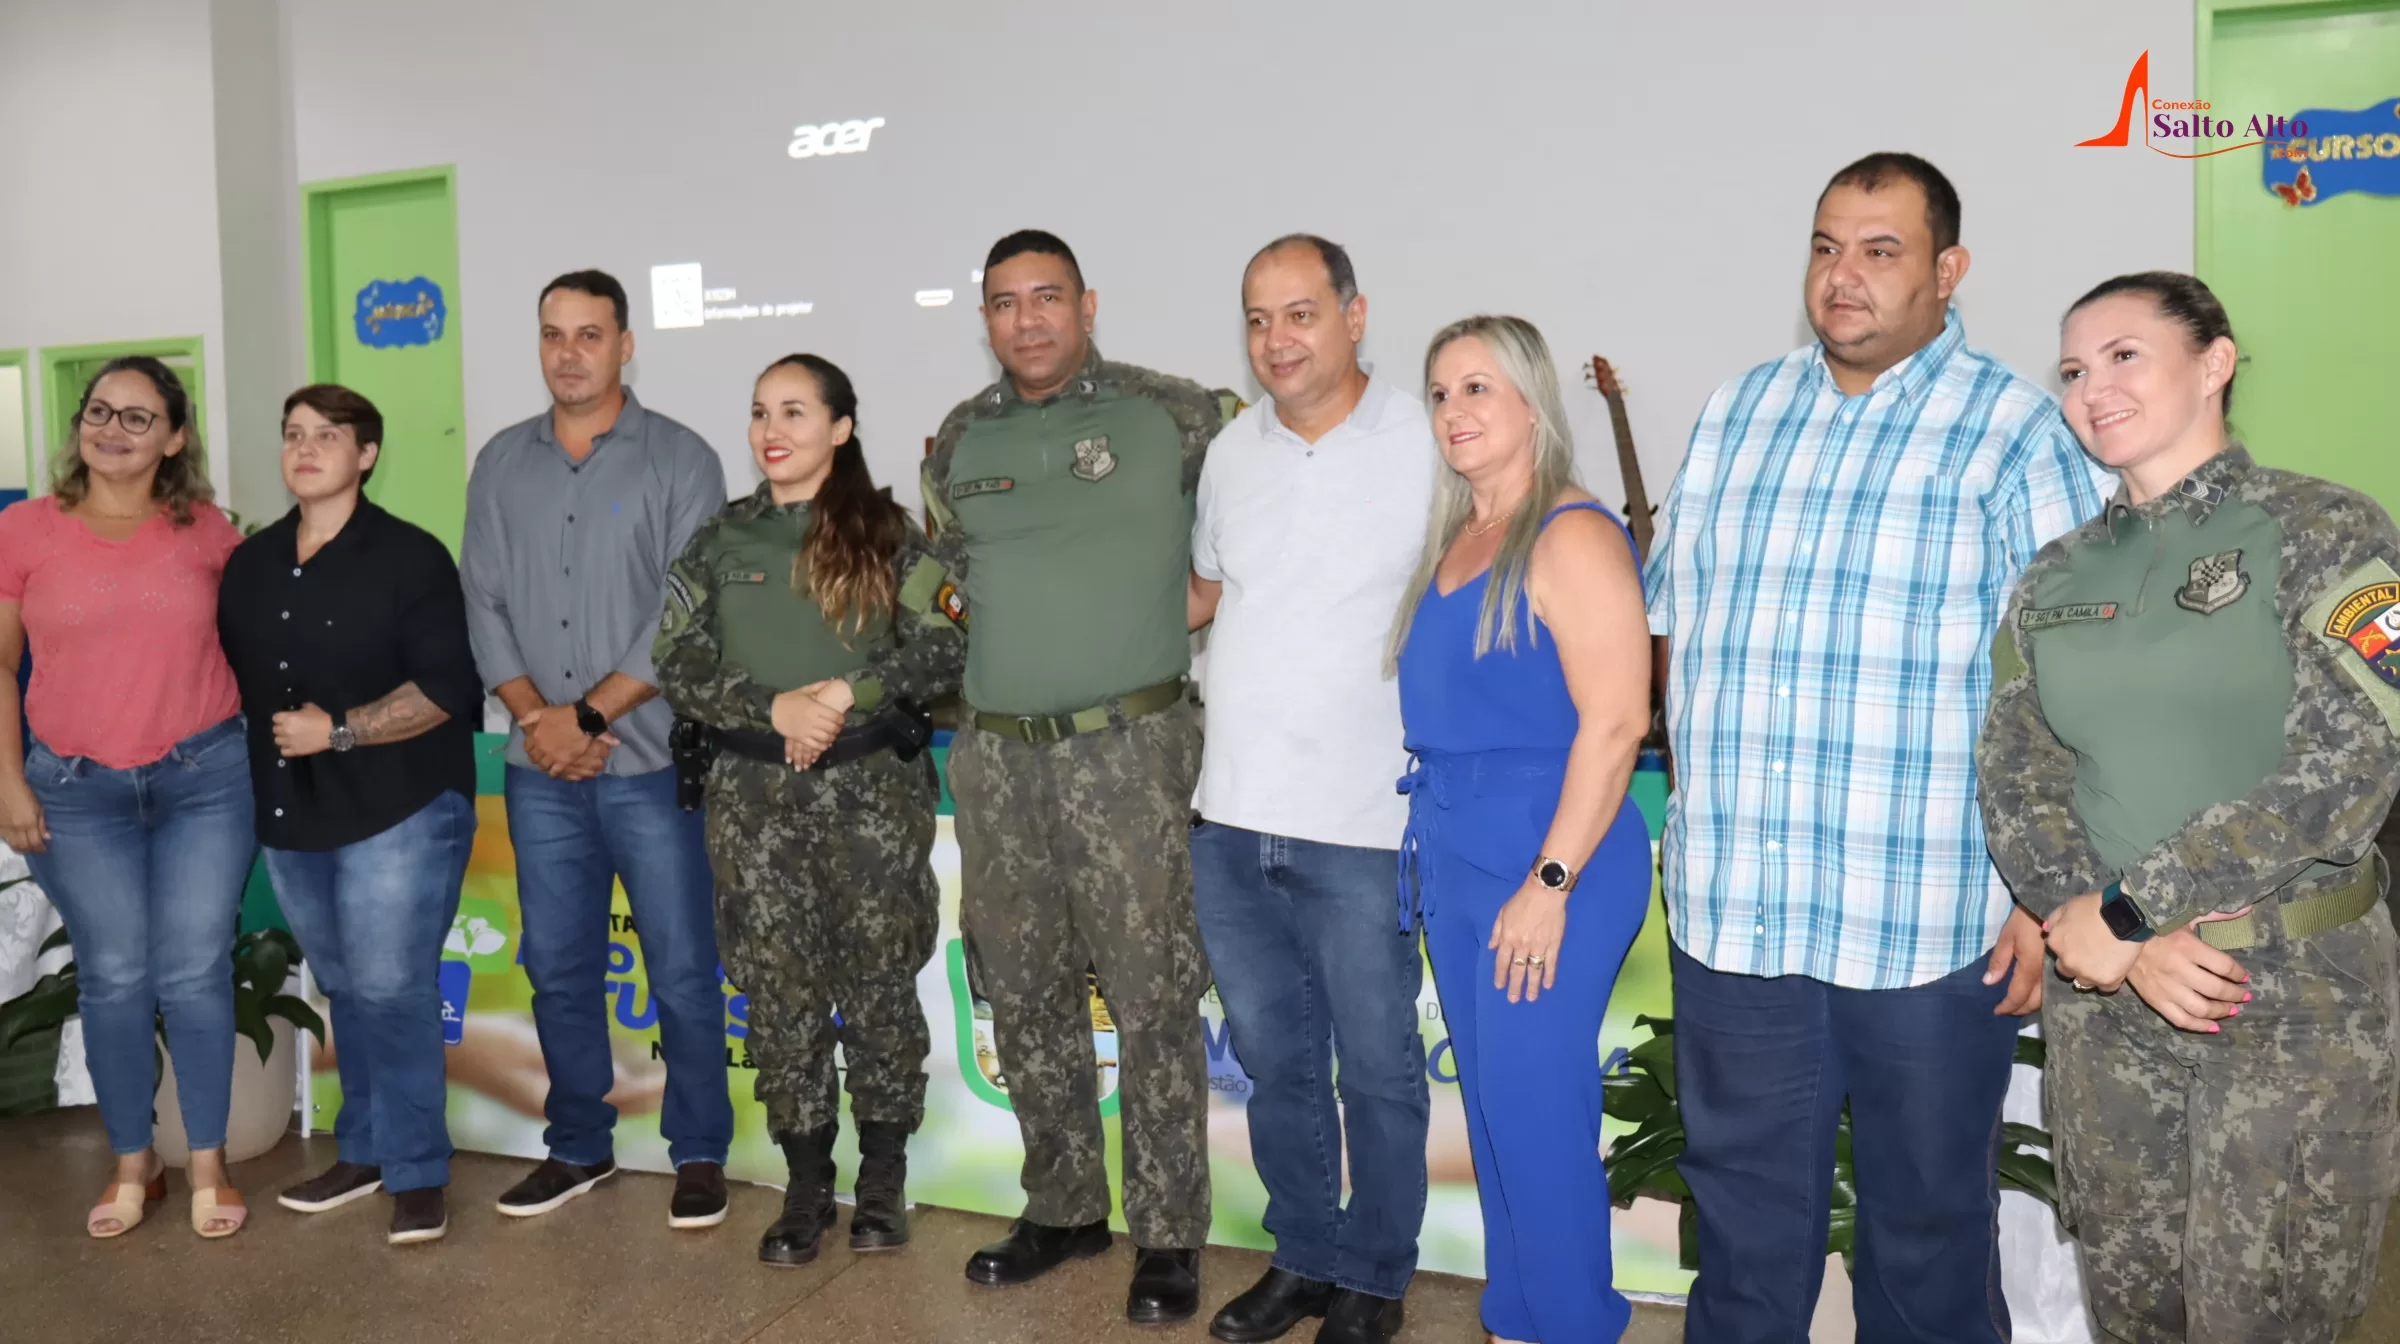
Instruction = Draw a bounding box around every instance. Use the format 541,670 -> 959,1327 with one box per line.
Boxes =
0,971 -> 80,1048
1602,1069 -> 1669,1123
1826,1205 -> 1857,1258
243,937 -> 291,996
38,926 -> 71,955
265,994 -> 326,1042
1627,1034 -> 1677,1097
1678,1198 -> 1701,1271
1997,1150 -> 2060,1208
2014,1034 -> 2047,1070
1633,1013 -> 1674,1037
237,1013 -> 274,1066
2002,1121 -> 2052,1152
1603,1126 -> 1687,1205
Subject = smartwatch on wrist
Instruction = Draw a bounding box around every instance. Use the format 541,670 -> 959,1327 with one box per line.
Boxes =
2098,881 -> 2153,942
1533,856 -> 1579,894
572,698 -> 608,738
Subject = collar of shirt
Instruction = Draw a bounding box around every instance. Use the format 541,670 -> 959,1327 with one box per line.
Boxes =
265,497 -> 388,567
1803,304 -> 1966,408
2104,442 -> 2253,532
984,343 -> 1108,410
532,386 -> 652,459
732,479 -> 813,520
1255,366 -> 1408,450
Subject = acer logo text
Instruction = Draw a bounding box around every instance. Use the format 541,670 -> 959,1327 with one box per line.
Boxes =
789,117 -> 885,159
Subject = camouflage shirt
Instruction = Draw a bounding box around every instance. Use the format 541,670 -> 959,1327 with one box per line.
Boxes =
653,481 -> 967,734
1979,445 -> 2400,933
921,343 -> 1220,717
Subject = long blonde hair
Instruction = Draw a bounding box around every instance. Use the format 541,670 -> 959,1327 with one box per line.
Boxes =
1388,315 -> 1582,669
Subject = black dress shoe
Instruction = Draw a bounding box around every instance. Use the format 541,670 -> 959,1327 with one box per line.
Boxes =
964,1218 -> 1113,1287
1210,1266 -> 1333,1342
669,1162 -> 728,1230
1128,1247 -> 1203,1325
494,1157 -> 616,1217
278,1161 -> 383,1213
1313,1288 -> 1404,1343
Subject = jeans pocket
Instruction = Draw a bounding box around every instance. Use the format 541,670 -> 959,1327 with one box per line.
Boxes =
2271,1127 -> 2400,1323
24,740 -> 77,790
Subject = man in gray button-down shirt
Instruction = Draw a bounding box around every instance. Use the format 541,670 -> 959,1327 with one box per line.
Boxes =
460,269 -> 735,1227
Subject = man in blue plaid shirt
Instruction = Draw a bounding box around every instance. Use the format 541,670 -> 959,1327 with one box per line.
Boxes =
1644,153 -> 2109,1343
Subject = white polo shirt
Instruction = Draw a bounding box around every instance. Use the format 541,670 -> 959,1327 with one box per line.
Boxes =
1192,371 -> 1438,852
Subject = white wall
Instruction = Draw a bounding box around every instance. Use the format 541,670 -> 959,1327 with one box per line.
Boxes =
0,0 -> 232,497
283,0 -> 2194,511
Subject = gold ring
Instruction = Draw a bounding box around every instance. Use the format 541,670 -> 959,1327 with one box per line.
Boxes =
2073,979 -> 2094,991
1510,956 -> 1529,966
1528,957 -> 1547,967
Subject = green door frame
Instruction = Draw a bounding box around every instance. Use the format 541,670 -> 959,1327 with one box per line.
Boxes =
300,164 -> 459,381
36,337 -> 210,498
0,349 -> 32,494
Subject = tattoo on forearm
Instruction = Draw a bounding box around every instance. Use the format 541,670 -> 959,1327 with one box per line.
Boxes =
345,682 -> 452,746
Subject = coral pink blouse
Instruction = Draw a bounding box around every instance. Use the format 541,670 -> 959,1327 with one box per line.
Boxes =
0,496 -> 244,769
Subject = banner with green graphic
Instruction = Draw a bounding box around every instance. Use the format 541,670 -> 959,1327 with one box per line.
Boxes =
303,735 -> 1688,1294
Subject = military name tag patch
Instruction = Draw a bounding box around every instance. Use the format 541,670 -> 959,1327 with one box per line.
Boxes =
1070,435 -> 1117,482
722,570 -> 768,584
951,477 -> 1014,500
2175,549 -> 2250,615
2020,602 -> 2120,631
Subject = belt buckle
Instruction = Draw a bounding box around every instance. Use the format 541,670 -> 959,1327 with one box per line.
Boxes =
1015,715 -> 1043,742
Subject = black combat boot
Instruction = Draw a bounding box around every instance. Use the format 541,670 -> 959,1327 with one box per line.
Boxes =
758,1124 -> 838,1267
849,1120 -> 913,1252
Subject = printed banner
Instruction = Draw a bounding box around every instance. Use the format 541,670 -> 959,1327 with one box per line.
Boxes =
302,739 -> 1688,1295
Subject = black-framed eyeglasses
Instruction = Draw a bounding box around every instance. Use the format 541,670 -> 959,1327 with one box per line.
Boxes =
81,400 -> 162,435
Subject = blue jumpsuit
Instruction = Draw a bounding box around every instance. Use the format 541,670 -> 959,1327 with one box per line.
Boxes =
1396,502 -> 1651,1343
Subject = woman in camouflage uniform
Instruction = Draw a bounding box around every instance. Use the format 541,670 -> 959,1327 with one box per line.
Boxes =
1980,273 -> 2400,1343
655,354 -> 966,1267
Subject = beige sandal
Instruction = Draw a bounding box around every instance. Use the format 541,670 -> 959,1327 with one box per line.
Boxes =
87,1167 -> 168,1238
190,1185 -> 248,1239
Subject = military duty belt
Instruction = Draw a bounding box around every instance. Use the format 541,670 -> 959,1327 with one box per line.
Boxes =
2194,851 -> 2388,952
970,677 -> 1186,744
714,707 -> 932,772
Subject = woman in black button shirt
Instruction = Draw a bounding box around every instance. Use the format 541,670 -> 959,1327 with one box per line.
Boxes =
216,384 -> 485,1248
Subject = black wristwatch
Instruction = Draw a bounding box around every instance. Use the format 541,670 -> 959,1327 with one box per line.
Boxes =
2098,882 -> 2153,942
572,698 -> 608,738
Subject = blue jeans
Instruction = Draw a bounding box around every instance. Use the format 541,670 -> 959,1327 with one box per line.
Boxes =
24,717 -> 256,1155
504,765 -> 730,1167
1191,822 -> 1429,1298
264,791 -> 476,1192
1671,943 -> 2020,1344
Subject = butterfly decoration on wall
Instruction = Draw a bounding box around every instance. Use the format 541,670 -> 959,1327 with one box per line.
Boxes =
2271,164 -> 2318,208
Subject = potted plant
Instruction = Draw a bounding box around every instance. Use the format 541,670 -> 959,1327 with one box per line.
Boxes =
0,926 -> 322,1164
1601,1014 -> 2060,1273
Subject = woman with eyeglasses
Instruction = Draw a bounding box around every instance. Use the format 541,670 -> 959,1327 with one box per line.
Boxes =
0,356 -> 256,1239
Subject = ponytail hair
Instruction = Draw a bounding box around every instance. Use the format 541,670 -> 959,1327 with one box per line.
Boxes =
2065,271 -> 2240,417
761,354 -> 907,638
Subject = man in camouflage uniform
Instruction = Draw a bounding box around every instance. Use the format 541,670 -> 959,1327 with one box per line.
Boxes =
1981,437 -> 2400,1343
654,473 -> 966,1266
924,229 -> 1222,1325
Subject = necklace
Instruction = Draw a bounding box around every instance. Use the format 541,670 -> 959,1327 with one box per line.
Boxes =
1464,507 -> 1515,538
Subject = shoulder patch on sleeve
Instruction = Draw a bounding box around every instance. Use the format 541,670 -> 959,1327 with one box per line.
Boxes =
2304,557 -> 2400,734
665,570 -> 697,616
1990,624 -> 2026,688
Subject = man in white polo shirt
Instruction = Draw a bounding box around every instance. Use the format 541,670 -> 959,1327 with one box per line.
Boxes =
1186,235 -> 1435,1344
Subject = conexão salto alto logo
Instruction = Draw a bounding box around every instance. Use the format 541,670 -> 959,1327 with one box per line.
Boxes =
2076,51 -> 2306,158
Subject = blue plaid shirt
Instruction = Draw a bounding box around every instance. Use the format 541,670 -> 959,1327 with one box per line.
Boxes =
1644,310 -> 2110,990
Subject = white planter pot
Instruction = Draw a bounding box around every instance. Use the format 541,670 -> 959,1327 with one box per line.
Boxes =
153,1017 -> 295,1167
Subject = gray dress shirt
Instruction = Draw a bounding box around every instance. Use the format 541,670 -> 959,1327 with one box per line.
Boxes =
461,389 -> 728,776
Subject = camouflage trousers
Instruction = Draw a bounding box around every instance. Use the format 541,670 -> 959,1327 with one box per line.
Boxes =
2044,903 -> 2400,1344
949,699 -> 1214,1249
703,746 -> 941,1138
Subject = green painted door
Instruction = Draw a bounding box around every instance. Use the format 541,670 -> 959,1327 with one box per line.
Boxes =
303,168 -> 467,551
2199,3 -> 2400,508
